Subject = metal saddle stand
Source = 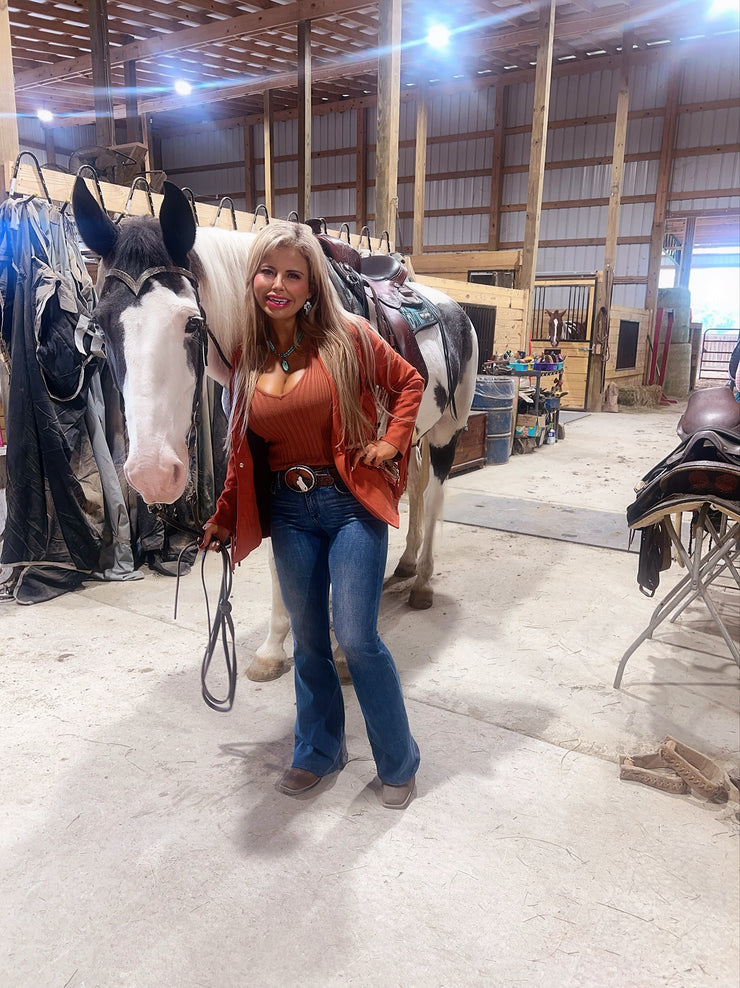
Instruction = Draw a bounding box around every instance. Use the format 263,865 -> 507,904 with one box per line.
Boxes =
614,389 -> 740,688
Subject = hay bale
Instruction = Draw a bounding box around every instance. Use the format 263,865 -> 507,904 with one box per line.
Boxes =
617,384 -> 663,407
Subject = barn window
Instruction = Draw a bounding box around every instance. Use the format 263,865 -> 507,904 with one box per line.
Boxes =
616,319 -> 639,370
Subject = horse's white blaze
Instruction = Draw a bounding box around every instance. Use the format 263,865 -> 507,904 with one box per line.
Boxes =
121,282 -> 201,504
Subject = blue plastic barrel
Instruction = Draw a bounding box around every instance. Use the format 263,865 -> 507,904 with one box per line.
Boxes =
471,376 -> 516,465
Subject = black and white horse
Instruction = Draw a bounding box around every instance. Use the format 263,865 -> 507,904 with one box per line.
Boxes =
72,178 -> 478,680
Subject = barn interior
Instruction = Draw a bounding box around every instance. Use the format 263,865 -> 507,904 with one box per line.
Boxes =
1,1 -> 739,986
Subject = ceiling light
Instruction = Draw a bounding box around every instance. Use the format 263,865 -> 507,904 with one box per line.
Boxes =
426,25 -> 450,49
174,79 -> 192,96
36,108 -> 53,123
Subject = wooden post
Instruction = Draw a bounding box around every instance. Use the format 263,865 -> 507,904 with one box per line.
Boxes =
356,106 -> 367,230
296,20 -> 312,221
412,89 -> 428,255
0,0 -> 19,191
375,0 -> 401,247
587,51 -> 631,411
44,127 -> 57,167
243,119 -> 254,210
122,36 -> 141,145
645,59 -> 682,320
139,113 -> 153,173
519,0 -> 556,331
488,83 -> 507,250
678,216 -> 696,290
87,0 -> 115,148
263,89 -> 274,217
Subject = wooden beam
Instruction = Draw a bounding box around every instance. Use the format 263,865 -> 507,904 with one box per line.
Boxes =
15,0 -> 376,91
243,119 -> 254,211
122,36 -> 141,145
263,89 -> 274,217
488,83 -> 507,250
87,0 -> 115,149
356,105 -> 367,229
645,59 -> 682,321
0,0 -> 19,185
374,0 -> 401,246
519,0 -> 556,313
412,89 -> 427,255
678,216 -> 696,290
296,20 -> 312,222
587,49 -> 631,411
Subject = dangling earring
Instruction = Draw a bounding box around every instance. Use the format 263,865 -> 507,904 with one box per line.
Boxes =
303,299 -> 312,315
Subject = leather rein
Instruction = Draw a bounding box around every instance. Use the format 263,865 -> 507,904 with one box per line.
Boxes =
102,262 -> 237,712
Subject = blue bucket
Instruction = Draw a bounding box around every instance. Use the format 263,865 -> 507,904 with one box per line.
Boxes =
472,376 -> 516,465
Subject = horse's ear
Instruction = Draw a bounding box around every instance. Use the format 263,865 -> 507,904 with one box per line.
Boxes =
159,182 -> 197,265
72,176 -> 119,258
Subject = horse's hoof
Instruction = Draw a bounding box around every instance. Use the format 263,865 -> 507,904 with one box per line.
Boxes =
408,588 -> 433,610
394,561 -> 417,579
246,658 -> 291,682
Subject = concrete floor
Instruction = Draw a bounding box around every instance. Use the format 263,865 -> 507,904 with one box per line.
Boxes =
1,403 -> 738,988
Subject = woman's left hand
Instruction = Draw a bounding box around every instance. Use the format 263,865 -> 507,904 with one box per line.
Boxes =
351,439 -> 398,470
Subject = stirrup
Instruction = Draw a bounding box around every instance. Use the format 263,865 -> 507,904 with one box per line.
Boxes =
658,736 -> 737,803
619,753 -> 689,794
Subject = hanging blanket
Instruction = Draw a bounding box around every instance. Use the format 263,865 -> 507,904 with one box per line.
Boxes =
0,195 -> 141,602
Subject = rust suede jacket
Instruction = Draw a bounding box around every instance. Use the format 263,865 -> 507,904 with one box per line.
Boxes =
208,323 -> 425,567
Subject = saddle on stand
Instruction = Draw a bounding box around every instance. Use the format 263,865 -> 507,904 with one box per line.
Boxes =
614,384 -> 740,687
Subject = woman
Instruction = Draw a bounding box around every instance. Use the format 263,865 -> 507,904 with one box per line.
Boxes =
201,220 -> 424,809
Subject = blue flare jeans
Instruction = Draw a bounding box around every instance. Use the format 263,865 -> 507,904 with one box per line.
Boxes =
269,480 -> 420,785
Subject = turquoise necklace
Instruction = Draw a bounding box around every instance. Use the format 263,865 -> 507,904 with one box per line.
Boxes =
267,329 -> 304,373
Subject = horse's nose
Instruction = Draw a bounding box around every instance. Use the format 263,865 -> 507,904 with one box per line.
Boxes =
124,449 -> 188,505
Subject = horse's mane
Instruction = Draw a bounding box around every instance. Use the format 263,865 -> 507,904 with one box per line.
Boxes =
190,227 -> 256,362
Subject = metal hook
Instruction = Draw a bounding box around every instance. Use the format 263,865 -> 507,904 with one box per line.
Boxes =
115,176 -> 154,224
338,222 -> 351,244
250,203 -> 270,232
75,164 -> 106,212
359,225 -> 372,253
181,188 -> 200,226
213,196 -> 237,230
286,210 -> 300,223
378,230 -> 391,253
9,150 -> 52,202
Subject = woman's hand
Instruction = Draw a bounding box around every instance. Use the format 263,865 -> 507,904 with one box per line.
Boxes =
199,522 -> 231,552
351,439 -> 398,471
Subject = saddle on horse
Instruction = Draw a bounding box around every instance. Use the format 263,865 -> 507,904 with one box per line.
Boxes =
312,230 -> 438,387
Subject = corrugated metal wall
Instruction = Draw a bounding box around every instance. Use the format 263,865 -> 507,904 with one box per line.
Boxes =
14,44 -> 736,311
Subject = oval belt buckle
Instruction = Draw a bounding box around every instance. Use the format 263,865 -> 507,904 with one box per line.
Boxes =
284,465 -> 317,492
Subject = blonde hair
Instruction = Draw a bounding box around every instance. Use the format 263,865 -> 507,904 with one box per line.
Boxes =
231,219 -> 379,450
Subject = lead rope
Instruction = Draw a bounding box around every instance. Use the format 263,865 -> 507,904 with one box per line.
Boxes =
160,512 -> 238,712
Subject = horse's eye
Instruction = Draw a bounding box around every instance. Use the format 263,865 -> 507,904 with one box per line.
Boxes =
185,316 -> 204,335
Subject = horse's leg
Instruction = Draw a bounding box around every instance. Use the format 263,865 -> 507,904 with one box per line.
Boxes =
247,545 -> 292,681
408,432 -> 458,610
394,440 -> 426,579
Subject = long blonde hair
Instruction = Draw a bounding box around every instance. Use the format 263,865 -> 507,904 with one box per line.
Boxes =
231,219 -> 377,449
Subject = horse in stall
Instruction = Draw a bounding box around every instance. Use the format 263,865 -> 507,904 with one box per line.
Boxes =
546,309 -> 586,345
71,178 -> 478,680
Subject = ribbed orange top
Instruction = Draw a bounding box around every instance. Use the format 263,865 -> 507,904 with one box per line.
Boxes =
250,351 -> 335,471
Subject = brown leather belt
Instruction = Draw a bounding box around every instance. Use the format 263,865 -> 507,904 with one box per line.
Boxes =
273,464 -> 340,493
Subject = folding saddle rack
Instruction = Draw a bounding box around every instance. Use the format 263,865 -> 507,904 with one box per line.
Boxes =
614,387 -> 740,688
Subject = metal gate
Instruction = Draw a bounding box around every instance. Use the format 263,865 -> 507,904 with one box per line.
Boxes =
697,329 -> 739,383
532,277 -> 598,410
